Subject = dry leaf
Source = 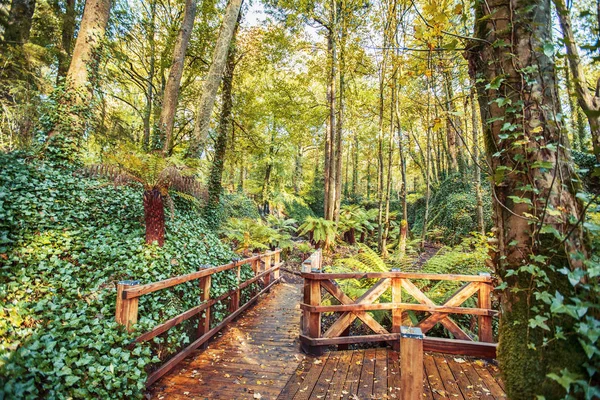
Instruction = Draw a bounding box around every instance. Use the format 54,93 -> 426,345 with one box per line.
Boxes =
253,393 -> 262,399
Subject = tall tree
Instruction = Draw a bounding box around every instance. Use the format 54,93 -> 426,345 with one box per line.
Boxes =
467,0 -> 589,397
188,0 -> 243,157
554,0 -> 600,163
206,17 -> 240,219
3,0 -> 36,46
159,0 -> 197,154
57,0 -> 76,81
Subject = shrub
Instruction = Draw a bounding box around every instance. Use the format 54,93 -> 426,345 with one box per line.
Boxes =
0,152 -> 236,399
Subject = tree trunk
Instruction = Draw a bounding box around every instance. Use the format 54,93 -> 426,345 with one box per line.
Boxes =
143,0 -> 156,150
47,0 -> 110,143
333,2 -> 345,222
160,0 -> 197,154
188,0 -> 243,157
324,5 -> 337,221
65,0 -> 110,99
3,0 -> 36,45
144,188 -> 165,246
57,0 -> 76,81
206,20 -> 238,216
352,133 -> 359,199
554,0 -> 600,163
470,83 -> 485,236
421,54 -> 432,249
468,0 -> 589,397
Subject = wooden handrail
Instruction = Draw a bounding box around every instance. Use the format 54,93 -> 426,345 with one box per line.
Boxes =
299,250 -> 497,358
115,249 -> 283,387
301,271 -> 493,282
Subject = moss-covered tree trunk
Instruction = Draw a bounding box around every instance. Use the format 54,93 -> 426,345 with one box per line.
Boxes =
467,0 -> 589,398
143,188 -> 165,246
206,19 -> 239,224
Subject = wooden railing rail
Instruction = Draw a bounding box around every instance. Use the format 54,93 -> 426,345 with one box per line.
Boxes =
299,251 -> 497,358
115,249 -> 282,387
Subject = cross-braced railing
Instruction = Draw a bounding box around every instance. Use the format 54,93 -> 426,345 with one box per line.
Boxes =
299,250 -> 498,358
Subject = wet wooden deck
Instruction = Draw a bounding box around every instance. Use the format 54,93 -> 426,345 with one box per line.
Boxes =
279,349 -> 506,399
149,282 -> 506,399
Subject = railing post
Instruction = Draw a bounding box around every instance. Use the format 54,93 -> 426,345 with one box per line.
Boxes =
392,271 -> 402,351
273,250 -> 280,280
116,280 -> 140,332
303,277 -> 324,356
230,261 -> 241,313
263,254 -> 272,289
478,273 -> 493,342
400,326 -> 423,400
198,275 -> 212,348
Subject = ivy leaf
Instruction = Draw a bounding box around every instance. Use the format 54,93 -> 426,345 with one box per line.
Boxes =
529,315 -> 550,331
542,42 -> 555,58
508,195 -> 532,205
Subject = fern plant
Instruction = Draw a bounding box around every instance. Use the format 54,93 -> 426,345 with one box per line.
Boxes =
221,217 -> 293,255
338,205 -> 374,245
297,216 -> 337,251
84,149 -> 205,246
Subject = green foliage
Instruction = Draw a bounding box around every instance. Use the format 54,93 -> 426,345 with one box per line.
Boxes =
410,173 -> 492,243
220,192 -> 261,220
297,216 -> 337,251
220,217 -> 293,253
272,192 -> 315,224
0,152 -> 235,399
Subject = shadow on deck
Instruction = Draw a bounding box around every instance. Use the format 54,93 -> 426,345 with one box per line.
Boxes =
148,283 -> 506,399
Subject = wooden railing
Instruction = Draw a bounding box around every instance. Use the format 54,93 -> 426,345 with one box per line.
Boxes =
115,249 -> 282,386
299,250 -> 498,358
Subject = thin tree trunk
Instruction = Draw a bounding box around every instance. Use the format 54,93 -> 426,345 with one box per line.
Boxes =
352,133 -> 359,199
160,0 -> 197,154
188,0 -> 243,156
470,83 -> 485,235
57,0 -> 76,81
382,68 -> 395,258
468,0 -> 589,396
206,20 -> 238,214
143,1 -> 156,150
324,2 -> 337,221
421,53 -> 432,249
333,4 -> 345,221
554,0 -> 600,163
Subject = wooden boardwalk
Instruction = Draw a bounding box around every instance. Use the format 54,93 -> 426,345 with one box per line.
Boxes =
279,349 -> 506,399
149,282 -> 305,399
149,282 -> 506,399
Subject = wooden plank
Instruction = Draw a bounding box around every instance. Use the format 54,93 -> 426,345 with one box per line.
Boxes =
387,350 -> 401,398
325,350 -> 353,400
277,358 -> 311,399
424,353 -> 446,399
293,354 -> 329,400
486,363 -> 505,392
471,359 -> 506,398
299,302 -> 498,316
400,328 -> 424,400
340,350 -> 364,399
431,353 -> 465,399
302,272 -> 493,282
392,277 -> 402,351
460,360 -> 495,399
124,258 -> 257,299
309,352 -> 340,400
445,355 -> 478,399
373,347 -> 388,398
478,282 -> 493,342
357,348 -> 376,399
300,333 -> 401,346
146,278 -> 280,387
423,337 -> 497,359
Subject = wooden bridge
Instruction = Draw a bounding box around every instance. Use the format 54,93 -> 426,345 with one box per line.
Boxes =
115,249 -> 507,399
